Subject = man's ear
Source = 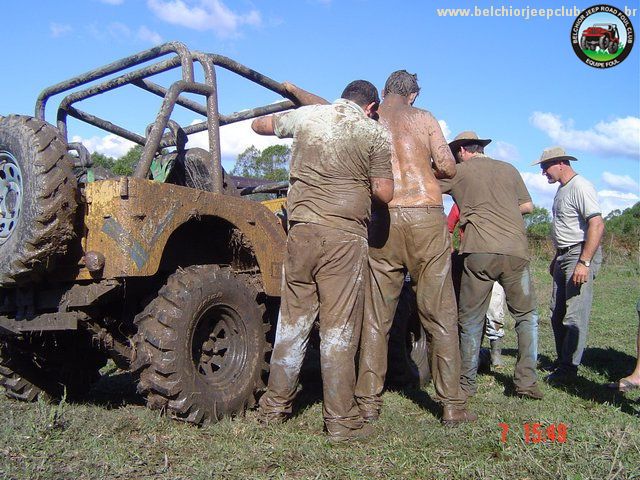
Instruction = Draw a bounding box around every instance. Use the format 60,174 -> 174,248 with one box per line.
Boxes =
364,102 -> 379,120
409,92 -> 418,105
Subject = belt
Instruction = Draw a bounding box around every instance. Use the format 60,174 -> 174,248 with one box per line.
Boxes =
386,205 -> 444,211
557,242 -> 583,255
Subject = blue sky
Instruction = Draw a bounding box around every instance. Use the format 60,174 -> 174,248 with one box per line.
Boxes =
2,0 -> 638,214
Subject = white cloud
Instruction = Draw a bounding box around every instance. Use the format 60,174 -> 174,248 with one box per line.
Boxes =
187,119 -> 292,170
50,23 -> 72,38
602,171 -> 640,193
598,190 -> 640,216
108,22 -> 131,39
530,112 -> 640,160
438,120 -> 451,141
147,0 -> 261,37
137,26 -> 163,45
487,141 -> 520,161
72,134 -> 136,158
521,171 -> 558,210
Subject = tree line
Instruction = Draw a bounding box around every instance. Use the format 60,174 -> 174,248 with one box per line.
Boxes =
92,144 -> 639,252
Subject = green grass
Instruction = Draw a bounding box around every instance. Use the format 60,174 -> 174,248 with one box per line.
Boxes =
1,259 -> 639,480
583,46 -> 624,62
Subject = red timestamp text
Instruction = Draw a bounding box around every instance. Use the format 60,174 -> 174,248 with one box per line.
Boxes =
498,422 -> 568,444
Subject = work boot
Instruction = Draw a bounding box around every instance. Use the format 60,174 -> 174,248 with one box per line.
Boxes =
327,423 -> 376,444
359,408 -> 380,423
490,339 -> 505,369
441,405 -> 478,427
544,368 -> 577,386
516,383 -> 544,400
257,410 -> 289,426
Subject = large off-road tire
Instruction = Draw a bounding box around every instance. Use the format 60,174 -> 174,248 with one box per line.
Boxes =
387,280 -> 431,388
599,36 -> 610,50
135,265 -> 271,424
0,115 -> 77,286
580,36 -> 588,50
0,335 -> 107,401
0,350 -> 44,401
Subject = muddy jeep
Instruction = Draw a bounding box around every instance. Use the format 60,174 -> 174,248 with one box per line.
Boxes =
580,23 -> 620,54
0,42 -> 428,424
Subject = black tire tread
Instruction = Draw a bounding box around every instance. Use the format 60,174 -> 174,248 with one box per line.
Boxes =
135,265 -> 270,424
0,115 -> 77,286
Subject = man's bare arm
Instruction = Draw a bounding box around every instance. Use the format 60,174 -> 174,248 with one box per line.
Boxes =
426,113 -> 456,179
519,201 -> 534,214
251,116 -> 275,136
283,81 -> 329,106
371,177 -> 394,205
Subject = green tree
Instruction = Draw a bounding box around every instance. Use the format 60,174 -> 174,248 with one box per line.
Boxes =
231,145 -> 290,181
90,151 -> 115,170
112,145 -> 142,176
525,205 -> 552,239
604,202 -> 640,243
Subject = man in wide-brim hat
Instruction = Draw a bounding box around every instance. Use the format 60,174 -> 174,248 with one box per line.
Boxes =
448,131 -> 492,160
532,146 -> 604,386
441,131 -> 543,400
531,145 -> 578,166
447,130 -> 507,371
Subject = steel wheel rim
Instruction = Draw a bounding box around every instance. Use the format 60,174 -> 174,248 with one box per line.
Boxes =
0,151 -> 23,245
192,304 -> 248,386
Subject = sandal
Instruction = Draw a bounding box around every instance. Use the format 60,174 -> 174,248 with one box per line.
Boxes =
606,378 -> 640,392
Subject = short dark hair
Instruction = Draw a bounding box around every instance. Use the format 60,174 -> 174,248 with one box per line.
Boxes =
341,80 -> 380,107
383,70 -> 420,97
462,143 -> 485,154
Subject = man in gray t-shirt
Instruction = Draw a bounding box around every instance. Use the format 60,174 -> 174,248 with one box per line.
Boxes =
532,146 -> 605,385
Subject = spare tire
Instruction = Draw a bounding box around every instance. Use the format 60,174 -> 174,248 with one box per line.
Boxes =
0,115 -> 77,286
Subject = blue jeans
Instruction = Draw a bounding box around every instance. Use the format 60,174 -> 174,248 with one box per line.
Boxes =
550,245 -> 602,372
458,253 -> 539,395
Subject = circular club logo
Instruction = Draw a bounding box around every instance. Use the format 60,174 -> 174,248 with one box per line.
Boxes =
571,4 -> 635,68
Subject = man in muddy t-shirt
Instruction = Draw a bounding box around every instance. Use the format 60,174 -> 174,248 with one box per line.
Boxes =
355,70 -> 476,426
251,80 -> 394,443
441,131 -> 541,401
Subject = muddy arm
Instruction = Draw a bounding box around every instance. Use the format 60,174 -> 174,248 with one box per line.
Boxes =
283,81 -> 329,106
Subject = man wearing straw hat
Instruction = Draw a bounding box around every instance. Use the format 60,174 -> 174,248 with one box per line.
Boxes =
442,131 -> 543,400
532,147 -> 604,385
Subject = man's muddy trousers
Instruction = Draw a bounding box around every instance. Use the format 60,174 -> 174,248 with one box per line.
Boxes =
458,253 -> 539,395
356,207 -> 466,412
259,223 -> 367,434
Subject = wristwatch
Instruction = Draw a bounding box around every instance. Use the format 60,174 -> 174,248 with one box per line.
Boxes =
578,258 -> 591,267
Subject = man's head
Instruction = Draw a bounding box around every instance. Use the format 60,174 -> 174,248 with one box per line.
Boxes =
341,80 -> 380,119
532,146 -> 577,184
383,70 -> 420,104
448,131 -> 492,163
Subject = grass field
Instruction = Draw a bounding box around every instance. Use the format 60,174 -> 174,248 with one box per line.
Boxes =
1,257 -> 639,480
583,47 -> 624,62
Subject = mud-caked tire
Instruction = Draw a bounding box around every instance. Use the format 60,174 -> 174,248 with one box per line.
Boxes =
0,350 -> 44,402
0,115 -> 77,286
0,335 -> 106,401
135,265 -> 271,424
387,281 -> 431,388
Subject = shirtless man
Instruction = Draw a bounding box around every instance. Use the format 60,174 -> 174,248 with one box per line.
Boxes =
355,70 -> 476,425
